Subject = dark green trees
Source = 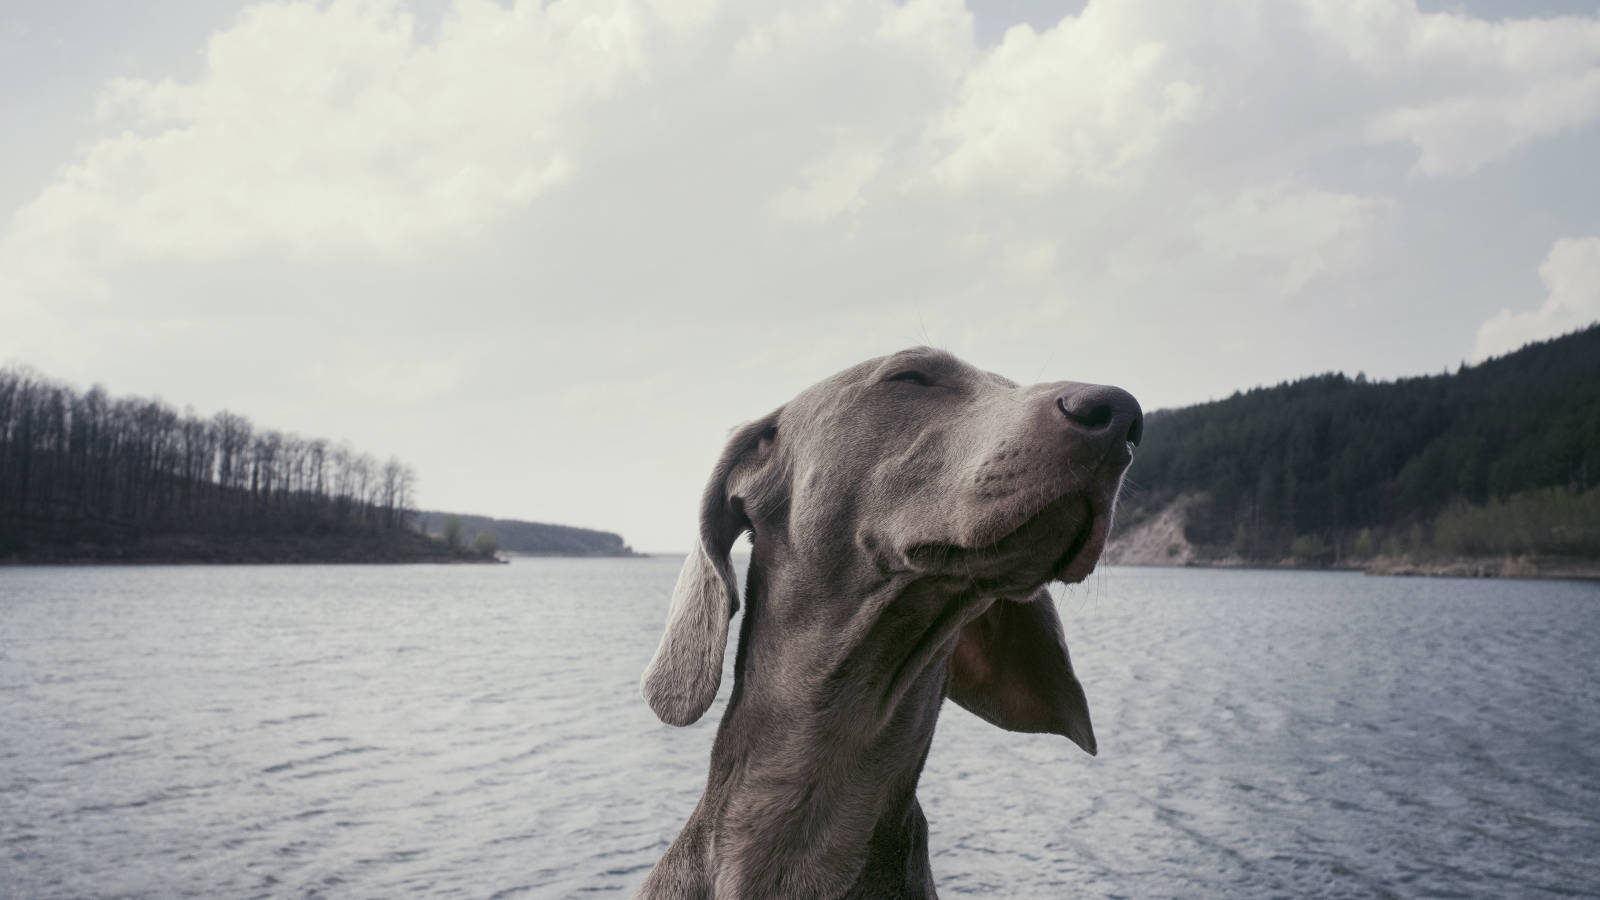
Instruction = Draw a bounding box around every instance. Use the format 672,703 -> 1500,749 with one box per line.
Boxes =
1118,324 -> 1600,561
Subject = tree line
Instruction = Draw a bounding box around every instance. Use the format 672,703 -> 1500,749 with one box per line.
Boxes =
1118,322 -> 1600,562
415,510 -> 638,556
0,367 -> 417,551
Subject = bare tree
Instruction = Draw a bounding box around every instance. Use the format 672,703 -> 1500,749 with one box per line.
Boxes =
0,366 -> 427,549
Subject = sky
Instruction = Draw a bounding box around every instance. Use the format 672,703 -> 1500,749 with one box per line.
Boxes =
2,0 -> 1599,553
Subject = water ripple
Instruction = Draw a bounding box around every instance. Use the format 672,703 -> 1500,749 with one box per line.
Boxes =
1,561 -> 1597,898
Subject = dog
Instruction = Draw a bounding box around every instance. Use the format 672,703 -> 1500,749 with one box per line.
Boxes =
637,347 -> 1141,898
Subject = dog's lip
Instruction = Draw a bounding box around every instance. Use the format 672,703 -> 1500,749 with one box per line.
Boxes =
1052,450 -> 1131,583
900,447 -> 1131,577
1052,503 -> 1109,585
902,492 -> 1095,577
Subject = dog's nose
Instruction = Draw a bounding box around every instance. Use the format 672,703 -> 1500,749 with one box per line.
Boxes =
1056,384 -> 1143,448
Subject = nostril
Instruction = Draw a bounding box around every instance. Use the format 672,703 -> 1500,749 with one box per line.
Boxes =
1057,385 -> 1143,450
1057,397 -> 1114,430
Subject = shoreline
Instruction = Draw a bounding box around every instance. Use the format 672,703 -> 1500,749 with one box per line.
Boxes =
0,532 -> 506,567
1104,555 -> 1600,581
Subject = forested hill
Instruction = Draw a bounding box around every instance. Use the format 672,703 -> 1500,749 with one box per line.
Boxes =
0,368 -> 491,564
1107,323 -> 1600,572
416,511 -> 638,557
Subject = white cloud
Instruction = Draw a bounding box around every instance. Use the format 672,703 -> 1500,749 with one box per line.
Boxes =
1304,1 -> 1600,175
3,0 -> 653,294
13,0 -> 1595,304
768,142 -> 884,225
1193,184 -> 1389,294
1369,70 -> 1600,177
1475,237 -> 1600,361
926,2 -> 1200,191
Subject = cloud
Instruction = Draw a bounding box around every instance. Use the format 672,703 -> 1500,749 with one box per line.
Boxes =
11,0 -> 1598,304
926,2 -> 1200,191
3,0 -> 652,294
1192,184 -> 1389,294
1304,1 -> 1600,175
1369,73 -> 1600,177
768,142 -> 884,225
1474,237 -> 1600,361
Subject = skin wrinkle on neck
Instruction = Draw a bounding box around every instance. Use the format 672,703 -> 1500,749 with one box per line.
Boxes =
705,545 -> 959,897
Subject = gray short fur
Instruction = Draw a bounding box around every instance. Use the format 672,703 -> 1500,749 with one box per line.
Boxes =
637,348 -> 1142,898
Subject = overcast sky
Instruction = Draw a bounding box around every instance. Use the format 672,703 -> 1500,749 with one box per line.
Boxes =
3,0 -> 1599,552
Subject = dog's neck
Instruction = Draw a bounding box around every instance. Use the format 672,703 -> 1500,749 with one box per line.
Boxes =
646,539 -> 980,898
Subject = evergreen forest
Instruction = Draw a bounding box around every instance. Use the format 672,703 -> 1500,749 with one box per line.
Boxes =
1116,323 -> 1600,565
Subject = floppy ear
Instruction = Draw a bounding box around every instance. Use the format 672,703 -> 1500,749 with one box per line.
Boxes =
948,588 -> 1097,755
640,415 -> 776,726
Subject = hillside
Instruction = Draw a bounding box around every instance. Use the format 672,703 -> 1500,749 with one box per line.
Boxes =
1105,323 -> 1600,575
0,368 -> 494,565
416,511 -> 639,557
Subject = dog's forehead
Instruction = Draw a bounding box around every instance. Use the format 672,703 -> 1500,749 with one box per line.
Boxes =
881,346 -> 1021,388
808,347 -> 1015,396
773,348 -> 1025,435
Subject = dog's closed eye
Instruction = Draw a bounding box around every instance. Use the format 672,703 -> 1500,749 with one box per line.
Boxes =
886,370 -> 934,387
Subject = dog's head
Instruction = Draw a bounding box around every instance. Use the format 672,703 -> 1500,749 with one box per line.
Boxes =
641,348 -> 1140,754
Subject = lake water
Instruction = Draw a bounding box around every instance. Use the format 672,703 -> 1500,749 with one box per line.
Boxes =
2,560 -> 1598,899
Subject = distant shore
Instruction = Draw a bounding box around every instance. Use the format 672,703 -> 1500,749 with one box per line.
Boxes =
497,549 -> 651,559
1357,555 -> 1600,580
1104,494 -> 1599,580
1,531 -> 503,566
1106,554 -> 1600,581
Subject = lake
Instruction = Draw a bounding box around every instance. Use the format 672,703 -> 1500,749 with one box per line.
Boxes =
2,560 -> 1598,898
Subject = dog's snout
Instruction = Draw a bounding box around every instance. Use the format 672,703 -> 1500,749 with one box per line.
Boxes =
1056,385 -> 1143,448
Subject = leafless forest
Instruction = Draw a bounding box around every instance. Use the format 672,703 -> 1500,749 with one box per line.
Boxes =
0,367 -> 417,555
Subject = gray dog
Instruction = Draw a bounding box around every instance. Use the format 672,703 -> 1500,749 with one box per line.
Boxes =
637,347 -> 1142,898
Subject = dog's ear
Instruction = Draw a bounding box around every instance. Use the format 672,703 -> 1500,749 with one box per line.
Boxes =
948,589 -> 1097,755
641,412 -> 779,727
